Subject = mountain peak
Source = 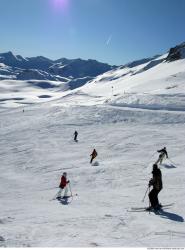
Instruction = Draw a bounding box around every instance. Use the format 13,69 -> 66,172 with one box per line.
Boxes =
26,55 -> 53,62
0,51 -> 17,60
166,42 -> 185,62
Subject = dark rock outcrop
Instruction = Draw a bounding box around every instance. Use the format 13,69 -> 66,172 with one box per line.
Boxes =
166,42 -> 185,62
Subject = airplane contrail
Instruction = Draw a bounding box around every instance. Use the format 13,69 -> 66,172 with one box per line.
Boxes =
106,35 -> 112,46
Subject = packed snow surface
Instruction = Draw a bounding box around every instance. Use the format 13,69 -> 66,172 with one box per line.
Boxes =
0,53 -> 185,247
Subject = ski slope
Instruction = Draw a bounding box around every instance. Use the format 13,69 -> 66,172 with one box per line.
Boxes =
1,52 -> 185,247
80,56 -> 185,111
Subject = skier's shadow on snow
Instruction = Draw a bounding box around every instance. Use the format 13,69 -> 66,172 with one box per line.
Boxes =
59,198 -> 71,205
156,210 -> 184,222
161,163 -> 176,169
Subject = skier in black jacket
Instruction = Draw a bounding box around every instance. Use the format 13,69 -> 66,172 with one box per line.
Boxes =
155,147 -> 168,165
148,164 -> 163,210
74,131 -> 78,142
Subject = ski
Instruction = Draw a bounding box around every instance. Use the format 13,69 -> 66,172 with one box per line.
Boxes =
50,193 -> 78,201
61,193 -> 78,198
130,203 -> 174,211
127,207 -> 171,213
58,194 -> 78,205
127,208 -> 160,213
57,193 -> 78,200
127,209 -> 150,212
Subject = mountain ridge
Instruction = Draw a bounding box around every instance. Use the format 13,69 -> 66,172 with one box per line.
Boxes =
1,41 -> 185,108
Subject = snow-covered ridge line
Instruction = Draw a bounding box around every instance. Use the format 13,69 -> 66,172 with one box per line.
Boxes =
78,48 -> 185,113
0,51 -> 116,104
0,51 -> 115,79
1,41 -> 185,110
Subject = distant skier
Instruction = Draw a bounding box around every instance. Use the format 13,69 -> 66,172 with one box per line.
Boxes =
155,147 -> 168,165
56,172 -> 70,199
74,130 -> 78,142
90,149 -> 98,164
148,164 -> 163,210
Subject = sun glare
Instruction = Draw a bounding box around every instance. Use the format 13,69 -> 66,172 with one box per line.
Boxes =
52,0 -> 69,11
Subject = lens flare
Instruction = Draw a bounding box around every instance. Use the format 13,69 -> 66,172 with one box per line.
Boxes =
52,0 -> 69,11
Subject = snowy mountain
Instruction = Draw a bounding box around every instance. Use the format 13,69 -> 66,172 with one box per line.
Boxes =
0,52 -> 115,99
0,52 -> 54,70
76,43 -> 185,111
0,42 -> 185,247
0,51 -> 115,80
1,42 -> 185,108
49,58 -> 114,78
166,42 -> 185,61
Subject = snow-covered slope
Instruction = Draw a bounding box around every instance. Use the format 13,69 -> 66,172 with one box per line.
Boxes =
78,53 -> 185,111
0,102 -> 185,247
0,52 -> 115,103
1,42 -> 185,247
2,42 -> 185,109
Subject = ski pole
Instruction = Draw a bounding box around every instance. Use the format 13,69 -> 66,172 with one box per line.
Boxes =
149,152 -> 157,160
142,186 -> 149,202
148,186 -> 151,214
144,152 -> 157,168
69,182 -> 73,197
52,189 -> 60,200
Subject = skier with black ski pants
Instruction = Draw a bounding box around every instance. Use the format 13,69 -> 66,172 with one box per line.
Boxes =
155,147 -> 168,165
148,164 -> 163,211
74,131 -> 78,142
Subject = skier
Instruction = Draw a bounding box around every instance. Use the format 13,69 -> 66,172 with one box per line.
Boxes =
155,147 -> 168,165
56,172 -> 70,199
74,130 -> 78,142
90,149 -> 98,164
148,164 -> 163,210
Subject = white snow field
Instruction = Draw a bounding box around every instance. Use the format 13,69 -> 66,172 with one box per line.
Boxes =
0,54 -> 185,247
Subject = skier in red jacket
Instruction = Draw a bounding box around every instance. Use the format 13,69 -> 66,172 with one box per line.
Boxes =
56,172 -> 70,199
90,149 -> 98,164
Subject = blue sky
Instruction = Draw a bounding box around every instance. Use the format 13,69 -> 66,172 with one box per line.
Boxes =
0,0 -> 185,65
